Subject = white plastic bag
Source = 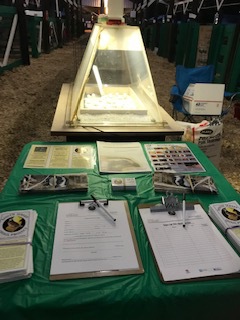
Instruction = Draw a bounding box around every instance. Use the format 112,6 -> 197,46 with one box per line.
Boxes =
177,120 -> 223,167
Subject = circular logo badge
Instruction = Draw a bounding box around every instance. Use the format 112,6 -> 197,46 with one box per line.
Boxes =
3,216 -> 26,233
222,207 -> 240,221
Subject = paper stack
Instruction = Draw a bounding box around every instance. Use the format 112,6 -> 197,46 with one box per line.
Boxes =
209,201 -> 240,253
19,174 -> 88,193
112,178 -> 137,191
0,210 -> 38,283
153,172 -> 218,194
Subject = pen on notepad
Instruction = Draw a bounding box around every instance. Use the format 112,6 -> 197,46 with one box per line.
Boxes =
91,195 -> 116,222
182,194 -> 186,228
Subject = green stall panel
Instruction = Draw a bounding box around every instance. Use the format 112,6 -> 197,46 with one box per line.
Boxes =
0,59 -> 22,75
27,16 -> 42,58
0,5 -> 16,16
155,23 -> 161,50
149,23 -> 158,51
184,21 -> 199,68
167,23 -> 178,63
209,24 -> 236,84
226,29 -> 240,92
155,23 -> 161,52
207,24 -> 224,66
175,22 -> 189,65
142,26 -> 150,48
146,26 -> 152,49
157,23 -> 170,58
175,22 -> 199,67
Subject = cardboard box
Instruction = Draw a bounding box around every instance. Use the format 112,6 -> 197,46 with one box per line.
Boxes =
183,83 -> 225,115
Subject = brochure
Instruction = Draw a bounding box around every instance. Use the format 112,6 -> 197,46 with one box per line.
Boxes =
209,201 -> 240,253
0,210 -> 37,283
145,143 -> 205,173
153,172 -> 218,194
24,145 -> 95,169
19,174 -> 88,193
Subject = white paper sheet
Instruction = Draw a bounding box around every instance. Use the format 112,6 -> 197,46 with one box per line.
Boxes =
97,141 -> 152,173
139,204 -> 240,282
50,201 -> 140,276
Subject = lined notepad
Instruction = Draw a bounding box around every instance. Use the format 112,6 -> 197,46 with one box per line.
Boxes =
139,204 -> 240,282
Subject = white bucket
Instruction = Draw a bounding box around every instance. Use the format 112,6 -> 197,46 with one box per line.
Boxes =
177,120 -> 223,168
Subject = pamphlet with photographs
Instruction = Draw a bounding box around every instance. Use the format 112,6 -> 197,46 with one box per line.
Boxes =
24,145 -> 95,169
97,141 -> 152,173
209,201 -> 240,253
153,173 -> 218,194
145,143 -> 205,173
19,174 -> 88,193
0,210 -> 37,283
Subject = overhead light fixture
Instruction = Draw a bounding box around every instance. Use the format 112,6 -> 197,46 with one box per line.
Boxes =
104,0 -> 108,14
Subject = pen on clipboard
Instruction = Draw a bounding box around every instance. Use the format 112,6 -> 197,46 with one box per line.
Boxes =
91,195 -> 116,223
182,194 -> 186,228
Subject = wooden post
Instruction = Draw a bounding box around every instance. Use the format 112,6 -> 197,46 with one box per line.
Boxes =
15,0 -> 30,65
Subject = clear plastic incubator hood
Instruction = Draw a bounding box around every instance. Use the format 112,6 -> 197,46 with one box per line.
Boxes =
51,22 -> 183,140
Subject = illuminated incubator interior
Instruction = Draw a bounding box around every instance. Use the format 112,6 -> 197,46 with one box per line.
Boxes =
66,24 -> 168,127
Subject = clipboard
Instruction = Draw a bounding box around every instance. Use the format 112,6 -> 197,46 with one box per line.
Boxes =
138,203 -> 240,284
50,201 -> 144,280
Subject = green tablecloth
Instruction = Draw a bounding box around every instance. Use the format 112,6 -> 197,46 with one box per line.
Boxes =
0,141 -> 240,320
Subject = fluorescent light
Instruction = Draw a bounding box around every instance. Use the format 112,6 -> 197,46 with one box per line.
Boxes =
92,65 -> 105,96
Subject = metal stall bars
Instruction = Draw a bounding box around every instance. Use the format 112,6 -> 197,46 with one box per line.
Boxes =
0,1 -> 30,74
26,10 -> 43,58
0,5 -> 22,73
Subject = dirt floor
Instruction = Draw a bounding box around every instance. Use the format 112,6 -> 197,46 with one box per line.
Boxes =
0,34 -> 239,192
